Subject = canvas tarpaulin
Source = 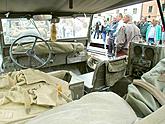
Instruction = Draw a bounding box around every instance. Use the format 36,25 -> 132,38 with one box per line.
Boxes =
27,92 -> 137,124
134,105 -> 165,124
126,58 -> 165,117
27,92 -> 165,124
13,42 -> 84,55
0,68 -> 71,124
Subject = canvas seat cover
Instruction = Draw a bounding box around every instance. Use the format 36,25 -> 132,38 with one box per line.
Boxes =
27,92 -> 165,124
126,58 -> 165,117
27,92 -> 137,124
106,57 -> 127,87
0,68 -> 71,124
135,105 -> 165,124
13,42 -> 84,55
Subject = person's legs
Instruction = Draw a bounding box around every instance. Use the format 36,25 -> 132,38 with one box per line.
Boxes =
108,38 -> 112,54
162,32 -> 165,44
93,30 -> 97,39
148,38 -> 155,45
96,29 -> 99,39
111,39 -> 115,55
102,32 -> 106,49
142,35 -> 146,41
108,38 -> 115,56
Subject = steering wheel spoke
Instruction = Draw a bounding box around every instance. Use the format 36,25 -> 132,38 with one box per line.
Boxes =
31,54 -> 45,65
12,51 -> 26,55
32,37 -> 38,50
28,56 -> 32,68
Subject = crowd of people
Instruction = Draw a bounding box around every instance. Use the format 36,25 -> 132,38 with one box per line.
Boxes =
92,13 -> 165,57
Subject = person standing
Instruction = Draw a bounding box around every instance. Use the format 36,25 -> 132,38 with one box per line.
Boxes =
109,13 -> 124,56
107,17 -> 118,56
113,13 -> 124,37
146,19 -> 162,45
115,14 -> 140,56
93,22 -> 100,39
139,17 -> 149,40
101,20 -> 107,49
162,25 -> 165,44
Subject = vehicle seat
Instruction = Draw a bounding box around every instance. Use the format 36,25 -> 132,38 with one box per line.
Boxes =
48,70 -> 84,100
105,56 -> 127,87
48,70 -> 72,82
78,60 -> 107,93
79,56 -> 127,94
105,56 -> 128,96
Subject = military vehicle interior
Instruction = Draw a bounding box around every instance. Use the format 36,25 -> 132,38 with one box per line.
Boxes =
0,0 -> 165,123
0,0 -> 152,71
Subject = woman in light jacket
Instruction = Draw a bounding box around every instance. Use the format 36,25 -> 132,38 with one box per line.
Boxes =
146,19 -> 162,45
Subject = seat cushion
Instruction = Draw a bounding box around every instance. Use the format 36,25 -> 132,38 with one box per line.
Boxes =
48,70 -> 71,82
78,72 -> 94,89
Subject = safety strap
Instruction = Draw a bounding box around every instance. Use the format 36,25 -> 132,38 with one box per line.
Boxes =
133,80 -> 165,106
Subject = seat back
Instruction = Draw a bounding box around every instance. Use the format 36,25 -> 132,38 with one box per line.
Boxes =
81,58 -> 126,93
92,60 -> 107,91
105,56 -> 127,87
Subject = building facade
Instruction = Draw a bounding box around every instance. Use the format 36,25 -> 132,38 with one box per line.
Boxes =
141,0 -> 165,22
103,3 -> 142,22
95,0 -> 165,24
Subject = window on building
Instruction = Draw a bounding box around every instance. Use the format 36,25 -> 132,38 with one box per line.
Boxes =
124,9 -> 127,14
148,6 -> 153,13
162,3 -> 165,11
133,8 -> 137,14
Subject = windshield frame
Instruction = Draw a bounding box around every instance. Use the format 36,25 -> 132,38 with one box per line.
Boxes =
0,15 -> 92,46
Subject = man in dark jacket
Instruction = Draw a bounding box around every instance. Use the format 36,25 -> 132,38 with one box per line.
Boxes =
93,22 -> 100,39
107,17 -> 118,56
139,17 -> 149,40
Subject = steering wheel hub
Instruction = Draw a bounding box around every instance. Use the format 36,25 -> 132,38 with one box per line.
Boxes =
26,49 -> 35,56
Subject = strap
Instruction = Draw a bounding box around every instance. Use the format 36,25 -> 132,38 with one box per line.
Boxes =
23,89 -> 32,114
133,80 -> 165,106
57,83 -> 73,103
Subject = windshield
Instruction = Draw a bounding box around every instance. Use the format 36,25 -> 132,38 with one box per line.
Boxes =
2,18 -> 50,44
2,17 -> 90,44
56,17 -> 90,39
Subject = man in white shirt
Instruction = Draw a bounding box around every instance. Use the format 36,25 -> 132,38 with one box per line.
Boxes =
147,26 -> 155,44
146,19 -> 162,45
113,13 -> 124,37
115,14 -> 140,56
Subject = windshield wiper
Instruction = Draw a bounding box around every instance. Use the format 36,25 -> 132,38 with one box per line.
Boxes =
30,19 -> 42,37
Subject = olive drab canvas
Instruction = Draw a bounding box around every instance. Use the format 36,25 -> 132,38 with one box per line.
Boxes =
0,0 -> 165,124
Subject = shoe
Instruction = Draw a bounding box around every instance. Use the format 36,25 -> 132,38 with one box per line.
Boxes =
108,53 -> 113,57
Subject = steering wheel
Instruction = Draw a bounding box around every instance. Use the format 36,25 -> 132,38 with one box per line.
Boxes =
9,35 -> 51,68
